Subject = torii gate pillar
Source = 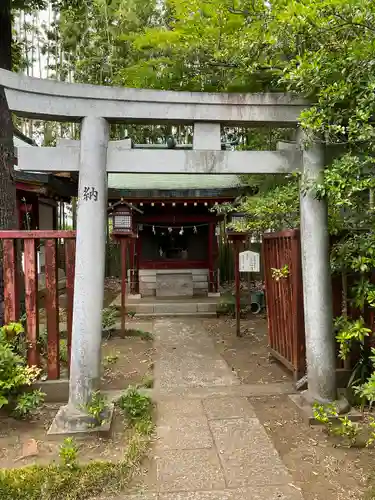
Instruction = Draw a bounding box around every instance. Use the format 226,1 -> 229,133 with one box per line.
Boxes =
299,134 -> 338,404
51,117 -> 110,432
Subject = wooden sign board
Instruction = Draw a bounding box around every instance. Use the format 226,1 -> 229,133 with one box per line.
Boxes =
239,250 -> 260,273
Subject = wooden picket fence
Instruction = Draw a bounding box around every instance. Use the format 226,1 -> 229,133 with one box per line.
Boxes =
262,230 -> 306,381
263,229 -> 375,382
0,230 -> 76,380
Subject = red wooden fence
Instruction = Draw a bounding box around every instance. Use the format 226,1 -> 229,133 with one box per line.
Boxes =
0,230 -> 76,380
263,229 -> 375,381
262,230 -> 305,381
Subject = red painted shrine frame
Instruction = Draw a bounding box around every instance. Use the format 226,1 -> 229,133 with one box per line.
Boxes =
134,214 -> 219,292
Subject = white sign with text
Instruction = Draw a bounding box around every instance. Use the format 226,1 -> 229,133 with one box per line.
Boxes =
239,250 -> 260,273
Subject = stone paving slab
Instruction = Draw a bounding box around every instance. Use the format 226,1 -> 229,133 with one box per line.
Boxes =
156,449 -> 226,492
157,398 -> 205,418
156,414 -> 213,450
209,417 -> 291,488
154,319 -> 239,390
152,382 -> 295,399
158,485 -> 303,499
113,495 -> 158,500
203,397 -> 256,420
150,319 -> 301,499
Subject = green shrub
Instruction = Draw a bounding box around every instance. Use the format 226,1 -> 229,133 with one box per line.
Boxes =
0,322 -> 27,357
0,322 -> 43,417
59,339 -> 68,363
84,391 -> 108,427
59,438 -> 79,469
0,342 -> 41,411
116,387 -> 152,424
12,390 -> 45,419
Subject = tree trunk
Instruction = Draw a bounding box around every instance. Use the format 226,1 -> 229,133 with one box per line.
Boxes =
0,0 -> 17,326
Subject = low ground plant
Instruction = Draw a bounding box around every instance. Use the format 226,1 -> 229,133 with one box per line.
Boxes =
0,388 -> 154,500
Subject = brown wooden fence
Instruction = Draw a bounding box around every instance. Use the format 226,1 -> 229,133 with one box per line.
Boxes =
262,230 -> 306,381
263,229 -> 375,381
0,230 -> 76,380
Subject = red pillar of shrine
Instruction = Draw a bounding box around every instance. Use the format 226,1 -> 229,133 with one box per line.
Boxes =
208,222 -> 214,293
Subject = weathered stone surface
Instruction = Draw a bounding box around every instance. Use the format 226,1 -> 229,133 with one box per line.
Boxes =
130,303 -> 154,315
203,397 -> 256,420
209,417 -> 290,488
48,403 -> 114,436
156,273 -> 193,298
156,449 -> 226,492
99,494 -> 157,500
153,319 -> 239,390
118,495 -> 158,500
153,382 -> 295,399
156,414 -> 213,450
197,302 -> 216,313
157,399 -> 204,418
159,485 -> 303,500
154,302 -> 196,314
1,69 -> 307,126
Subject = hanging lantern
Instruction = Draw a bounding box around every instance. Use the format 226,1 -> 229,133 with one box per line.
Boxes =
226,211 -> 247,242
112,206 -> 133,235
228,211 -> 247,229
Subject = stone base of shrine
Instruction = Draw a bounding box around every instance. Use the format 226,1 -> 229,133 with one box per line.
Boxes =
110,295 -> 220,317
48,402 -> 114,437
137,269 -> 211,297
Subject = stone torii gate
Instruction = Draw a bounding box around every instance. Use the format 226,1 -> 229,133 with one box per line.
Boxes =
0,69 -> 337,432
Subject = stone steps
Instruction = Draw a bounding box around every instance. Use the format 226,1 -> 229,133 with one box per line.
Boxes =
125,300 -> 218,316
135,311 -> 216,318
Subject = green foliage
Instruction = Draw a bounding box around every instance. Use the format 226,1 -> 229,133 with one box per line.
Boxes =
233,181 -> 300,235
354,373 -> 375,410
59,438 -> 78,470
0,322 -> 42,415
12,389 -> 45,419
116,387 -> 152,425
0,322 -> 26,357
84,391 -> 108,427
125,328 -> 153,341
335,317 -> 371,360
103,354 -> 119,366
271,265 -> 290,282
313,402 -> 338,432
38,330 -> 68,364
367,417 -> 375,448
59,339 -> 68,363
333,415 -> 360,446
313,403 -> 360,447
102,306 -> 117,333
0,429 -> 151,500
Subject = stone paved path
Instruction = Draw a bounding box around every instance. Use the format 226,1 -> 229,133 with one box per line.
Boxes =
130,318 -> 304,500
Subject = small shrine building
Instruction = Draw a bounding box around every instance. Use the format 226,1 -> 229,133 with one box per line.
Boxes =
108,173 -> 242,297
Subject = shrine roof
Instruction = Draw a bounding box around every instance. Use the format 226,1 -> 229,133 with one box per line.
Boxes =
108,173 -> 241,191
